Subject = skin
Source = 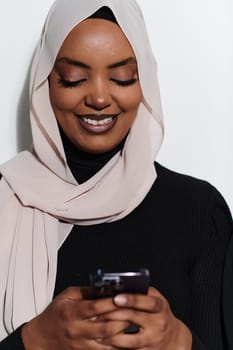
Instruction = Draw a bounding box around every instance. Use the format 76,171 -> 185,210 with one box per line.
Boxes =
49,18 -> 142,154
22,287 -> 192,350
22,18 -> 192,350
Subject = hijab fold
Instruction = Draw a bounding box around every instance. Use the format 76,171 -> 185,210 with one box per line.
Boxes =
0,0 -> 164,338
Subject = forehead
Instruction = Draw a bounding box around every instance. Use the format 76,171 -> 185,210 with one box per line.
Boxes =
57,18 -> 135,60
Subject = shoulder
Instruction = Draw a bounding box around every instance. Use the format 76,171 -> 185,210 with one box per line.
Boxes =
154,162 -> 228,206
151,162 -> 232,251
152,162 -> 232,228
155,161 -> 211,192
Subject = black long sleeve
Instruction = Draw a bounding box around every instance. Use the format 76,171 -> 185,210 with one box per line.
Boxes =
53,163 -> 232,349
0,326 -> 25,350
223,220 -> 233,349
1,163 -> 232,349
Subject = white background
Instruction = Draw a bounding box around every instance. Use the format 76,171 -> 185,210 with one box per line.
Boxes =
0,1 -> 232,213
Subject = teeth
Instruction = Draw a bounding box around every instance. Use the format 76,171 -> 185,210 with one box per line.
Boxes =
82,117 -> 114,126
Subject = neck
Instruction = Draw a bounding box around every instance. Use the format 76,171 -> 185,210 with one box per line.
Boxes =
59,126 -> 126,183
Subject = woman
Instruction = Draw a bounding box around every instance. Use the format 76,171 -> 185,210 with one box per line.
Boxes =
0,0 -> 232,349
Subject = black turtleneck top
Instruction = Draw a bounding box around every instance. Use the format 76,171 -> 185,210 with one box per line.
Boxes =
0,132 -> 232,350
59,126 -> 126,184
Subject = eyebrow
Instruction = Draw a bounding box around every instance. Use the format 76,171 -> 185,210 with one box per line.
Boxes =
56,56 -> 137,69
108,57 -> 137,68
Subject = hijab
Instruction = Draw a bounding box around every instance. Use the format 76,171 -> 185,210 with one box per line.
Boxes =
0,0 -> 164,338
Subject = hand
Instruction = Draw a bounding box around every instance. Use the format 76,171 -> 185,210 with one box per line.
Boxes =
97,287 -> 192,350
21,287 -> 129,350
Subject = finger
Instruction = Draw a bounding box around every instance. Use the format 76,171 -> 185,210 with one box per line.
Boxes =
82,298 -> 119,319
59,286 -> 84,300
55,318 -> 128,347
58,294 -> 118,320
148,286 -> 165,298
96,309 -> 147,328
79,337 -> 115,350
99,331 -> 147,349
55,292 -> 119,324
82,320 -> 130,339
89,339 -> 116,350
113,293 -> 164,313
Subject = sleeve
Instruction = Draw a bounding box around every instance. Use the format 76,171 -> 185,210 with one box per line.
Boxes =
190,185 -> 233,350
191,332 -> 207,350
223,221 -> 233,349
0,326 -> 25,350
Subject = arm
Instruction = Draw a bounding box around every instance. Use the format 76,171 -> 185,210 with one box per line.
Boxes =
222,222 -> 233,349
21,287 -> 128,350
0,326 -> 25,350
0,287 -> 127,350
190,185 -> 232,349
97,185 -> 232,350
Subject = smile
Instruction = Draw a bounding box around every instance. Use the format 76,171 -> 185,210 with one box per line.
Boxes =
75,113 -> 120,133
82,116 -> 114,126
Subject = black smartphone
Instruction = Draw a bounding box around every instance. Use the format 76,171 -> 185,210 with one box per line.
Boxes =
81,268 -> 150,334
82,268 -> 150,299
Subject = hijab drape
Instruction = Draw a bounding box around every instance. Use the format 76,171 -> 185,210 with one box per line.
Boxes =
0,0 -> 164,338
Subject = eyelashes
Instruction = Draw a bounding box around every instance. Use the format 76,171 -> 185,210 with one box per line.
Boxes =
58,78 -> 86,88
57,77 -> 137,88
110,78 -> 137,86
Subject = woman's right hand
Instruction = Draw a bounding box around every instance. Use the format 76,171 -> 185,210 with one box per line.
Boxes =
21,287 -> 128,350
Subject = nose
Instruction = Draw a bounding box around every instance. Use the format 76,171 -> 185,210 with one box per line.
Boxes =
84,79 -> 112,110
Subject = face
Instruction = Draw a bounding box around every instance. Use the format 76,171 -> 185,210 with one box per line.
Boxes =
49,18 -> 142,154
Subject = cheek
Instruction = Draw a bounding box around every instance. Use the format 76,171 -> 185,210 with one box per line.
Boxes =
49,73 -> 82,111
123,89 -> 142,113
49,87 -> 83,111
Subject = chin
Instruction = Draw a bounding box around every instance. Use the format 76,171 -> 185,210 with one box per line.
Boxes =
74,139 -> 122,154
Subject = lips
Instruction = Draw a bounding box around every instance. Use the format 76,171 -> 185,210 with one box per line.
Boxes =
75,113 -> 120,133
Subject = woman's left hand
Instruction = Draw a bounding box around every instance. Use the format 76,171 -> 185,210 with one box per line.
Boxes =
97,287 -> 192,350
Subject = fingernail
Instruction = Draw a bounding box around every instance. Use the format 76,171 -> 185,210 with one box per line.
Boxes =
90,316 -> 98,321
114,295 -> 127,305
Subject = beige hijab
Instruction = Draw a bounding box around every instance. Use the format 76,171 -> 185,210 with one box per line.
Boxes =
0,0 -> 164,338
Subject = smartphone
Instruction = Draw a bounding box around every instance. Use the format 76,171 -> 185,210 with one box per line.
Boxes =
83,268 -> 150,299
82,268 -> 150,334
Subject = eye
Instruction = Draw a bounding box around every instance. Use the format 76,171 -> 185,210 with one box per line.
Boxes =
57,78 -> 87,88
110,78 -> 137,87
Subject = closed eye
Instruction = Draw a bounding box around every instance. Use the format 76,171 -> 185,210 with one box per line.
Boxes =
110,78 -> 137,86
57,77 -> 137,88
58,78 -> 87,88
